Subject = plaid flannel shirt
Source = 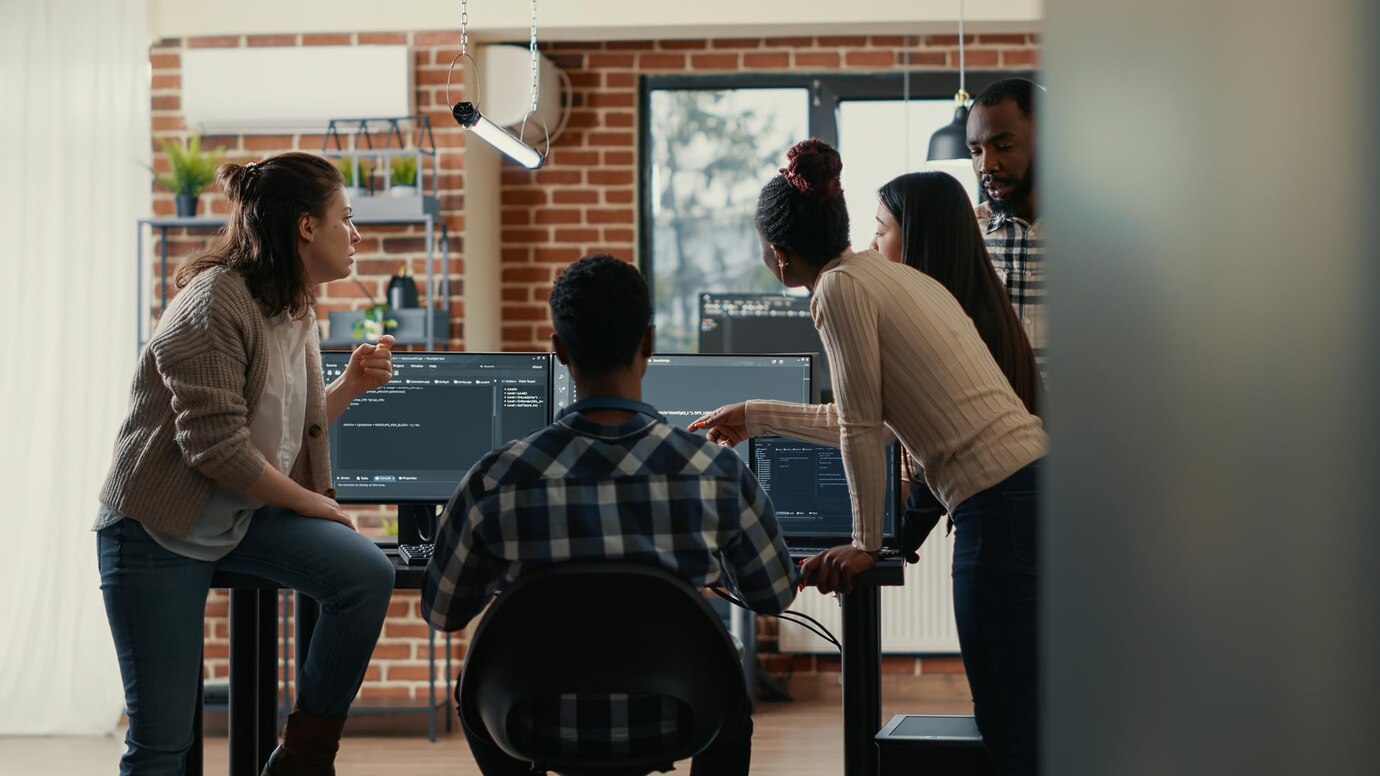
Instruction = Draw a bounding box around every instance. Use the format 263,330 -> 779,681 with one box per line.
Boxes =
981,211 -> 1047,374
422,406 -> 797,757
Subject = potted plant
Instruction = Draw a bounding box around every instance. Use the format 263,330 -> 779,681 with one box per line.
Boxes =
152,135 -> 225,217
351,303 -> 398,342
388,155 -> 419,197
334,157 -> 373,200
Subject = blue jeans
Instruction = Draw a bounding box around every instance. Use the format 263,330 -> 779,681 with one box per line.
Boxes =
951,460 -> 1042,775
97,507 -> 395,776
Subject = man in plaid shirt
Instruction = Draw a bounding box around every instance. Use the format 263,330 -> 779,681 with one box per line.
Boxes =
969,77 -> 1046,376
422,254 -> 798,776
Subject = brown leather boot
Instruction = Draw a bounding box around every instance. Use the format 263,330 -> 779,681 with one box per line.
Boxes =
259,709 -> 347,776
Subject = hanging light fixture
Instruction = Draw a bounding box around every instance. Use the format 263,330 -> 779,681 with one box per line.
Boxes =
448,0 -> 549,169
927,0 -> 971,162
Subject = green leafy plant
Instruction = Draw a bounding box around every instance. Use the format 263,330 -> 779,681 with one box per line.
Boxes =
351,303 -> 398,341
151,135 -> 226,196
334,157 -> 374,188
389,156 -> 419,187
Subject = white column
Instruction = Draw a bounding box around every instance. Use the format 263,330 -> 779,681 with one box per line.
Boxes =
460,45 -> 503,351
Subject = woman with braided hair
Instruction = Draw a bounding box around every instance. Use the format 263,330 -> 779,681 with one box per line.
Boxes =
692,139 -> 1046,774
96,152 -> 395,775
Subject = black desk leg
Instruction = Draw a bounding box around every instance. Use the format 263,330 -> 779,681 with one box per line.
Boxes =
186,663 -> 204,776
841,586 -> 882,776
229,590 -> 259,776
256,589 -> 279,771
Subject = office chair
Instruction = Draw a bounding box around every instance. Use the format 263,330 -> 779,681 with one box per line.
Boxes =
456,561 -> 748,776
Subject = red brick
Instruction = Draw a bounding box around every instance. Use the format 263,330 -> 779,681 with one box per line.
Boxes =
871,36 -> 905,47
152,115 -> 186,131
604,151 -> 634,166
899,51 -> 947,67
603,112 -> 634,128
415,30 -> 461,46
844,51 -> 894,68
607,40 -> 655,51
506,306 -> 549,321
588,132 -> 633,147
534,209 -> 581,225
795,52 -> 840,68
502,228 -> 550,243
553,190 -> 598,205
534,248 -> 581,264
553,228 -> 600,242
243,135 -> 294,151
744,52 -> 790,69
659,40 -> 706,50
248,35 -> 297,47
358,685 -> 414,700
604,72 -> 636,88
188,36 -> 241,48
711,39 -> 762,49
764,37 -> 814,48
588,169 -> 633,186
502,210 -> 532,226
382,622 -> 432,639
588,92 -> 635,108
1002,49 -> 1040,67
502,325 -> 535,342
534,169 -> 583,185
961,50 -> 1000,67
639,53 -> 686,70
502,288 -> 530,302
151,74 -> 181,90
979,34 -> 1030,45
387,665 -> 439,682
503,268 -> 552,283
691,54 -> 739,69
588,53 -> 635,69
372,642 -> 415,660
502,189 -> 548,206
150,53 -> 180,70
924,35 -> 976,46
551,150 -> 600,167
603,228 -> 635,242
415,68 -> 454,86
568,72 -> 600,89
604,190 -> 634,204
359,32 -> 408,45
383,237 -> 428,253
586,209 -> 633,224
151,95 -> 181,111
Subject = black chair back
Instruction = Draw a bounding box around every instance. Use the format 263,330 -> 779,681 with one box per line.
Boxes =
457,561 -> 748,776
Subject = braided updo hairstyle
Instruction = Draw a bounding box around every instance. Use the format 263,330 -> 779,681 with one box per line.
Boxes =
755,138 -> 850,266
176,151 -> 343,317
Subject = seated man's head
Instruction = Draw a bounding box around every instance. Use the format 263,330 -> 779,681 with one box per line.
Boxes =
549,254 -> 654,383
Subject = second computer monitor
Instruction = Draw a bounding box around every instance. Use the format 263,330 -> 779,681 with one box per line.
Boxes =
552,353 -> 813,458
322,351 -> 551,504
699,293 -> 831,401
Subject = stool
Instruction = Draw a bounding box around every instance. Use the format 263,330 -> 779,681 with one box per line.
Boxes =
875,714 -> 993,775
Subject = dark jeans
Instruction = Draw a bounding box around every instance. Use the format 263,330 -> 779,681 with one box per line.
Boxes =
97,508 -> 395,776
460,693 -> 754,776
951,459 -> 1042,776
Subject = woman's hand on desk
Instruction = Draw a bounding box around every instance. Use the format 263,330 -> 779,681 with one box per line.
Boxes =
689,402 -> 749,447
798,545 -> 877,595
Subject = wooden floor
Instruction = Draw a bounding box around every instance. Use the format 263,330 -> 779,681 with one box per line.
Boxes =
0,676 -> 972,776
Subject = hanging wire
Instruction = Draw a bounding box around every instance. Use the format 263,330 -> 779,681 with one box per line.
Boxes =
446,0 -> 479,109
958,0 -> 967,99
518,0 -> 551,157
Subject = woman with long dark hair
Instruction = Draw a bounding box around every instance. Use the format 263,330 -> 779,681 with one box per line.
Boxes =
97,152 -> 396,776
693,140 -> 1045,774
872,171 -> 1039,414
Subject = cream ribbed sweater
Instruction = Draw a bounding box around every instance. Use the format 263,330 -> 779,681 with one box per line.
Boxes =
98,268 -> 331,538
746,249 -> 1047,551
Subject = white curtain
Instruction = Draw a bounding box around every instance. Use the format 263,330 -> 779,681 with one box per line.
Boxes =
0,0 -> 149,735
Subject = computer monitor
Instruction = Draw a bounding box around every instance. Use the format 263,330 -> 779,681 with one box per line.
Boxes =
699,293 -> 831,402
321,351 -> 551,504
749,435 -> 899,546
552,353 -> 813,458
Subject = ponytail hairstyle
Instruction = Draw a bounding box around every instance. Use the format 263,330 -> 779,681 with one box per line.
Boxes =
755,139 -> 850,266
878,171 -> 1040,415
175,151 -> 343,318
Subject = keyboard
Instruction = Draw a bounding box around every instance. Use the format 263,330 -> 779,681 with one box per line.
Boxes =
397,543 -> 435,566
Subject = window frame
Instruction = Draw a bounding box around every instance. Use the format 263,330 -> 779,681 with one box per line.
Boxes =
636,70 -> 1037,307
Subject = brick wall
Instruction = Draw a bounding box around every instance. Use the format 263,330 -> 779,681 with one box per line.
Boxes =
149,30 -> 1040,702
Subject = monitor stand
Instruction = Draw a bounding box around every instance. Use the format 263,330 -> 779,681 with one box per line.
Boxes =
397,504 -> 439,545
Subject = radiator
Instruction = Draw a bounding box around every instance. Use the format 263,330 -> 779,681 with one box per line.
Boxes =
778,520 -> 960,654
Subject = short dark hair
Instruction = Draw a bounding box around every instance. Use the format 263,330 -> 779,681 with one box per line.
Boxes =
549,254 -> 652,375
755,139 -> 850,267
972,77 -> 1042,118
176,151 -> 343,317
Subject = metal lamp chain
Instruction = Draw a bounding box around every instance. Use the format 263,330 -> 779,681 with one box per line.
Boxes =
529,0 -> 540,114
460,0 -> 469,58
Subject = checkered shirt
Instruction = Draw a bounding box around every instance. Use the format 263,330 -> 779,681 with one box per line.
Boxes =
422,407 -> 797,756
981,211 -> 1047,374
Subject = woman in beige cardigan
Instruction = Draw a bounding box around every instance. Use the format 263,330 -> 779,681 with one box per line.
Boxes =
97,152 -> 395,776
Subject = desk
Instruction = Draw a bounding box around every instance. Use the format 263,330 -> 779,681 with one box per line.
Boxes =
190,554 -> 443,776
838,559 -> 906,776
194,556 -> 903,776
